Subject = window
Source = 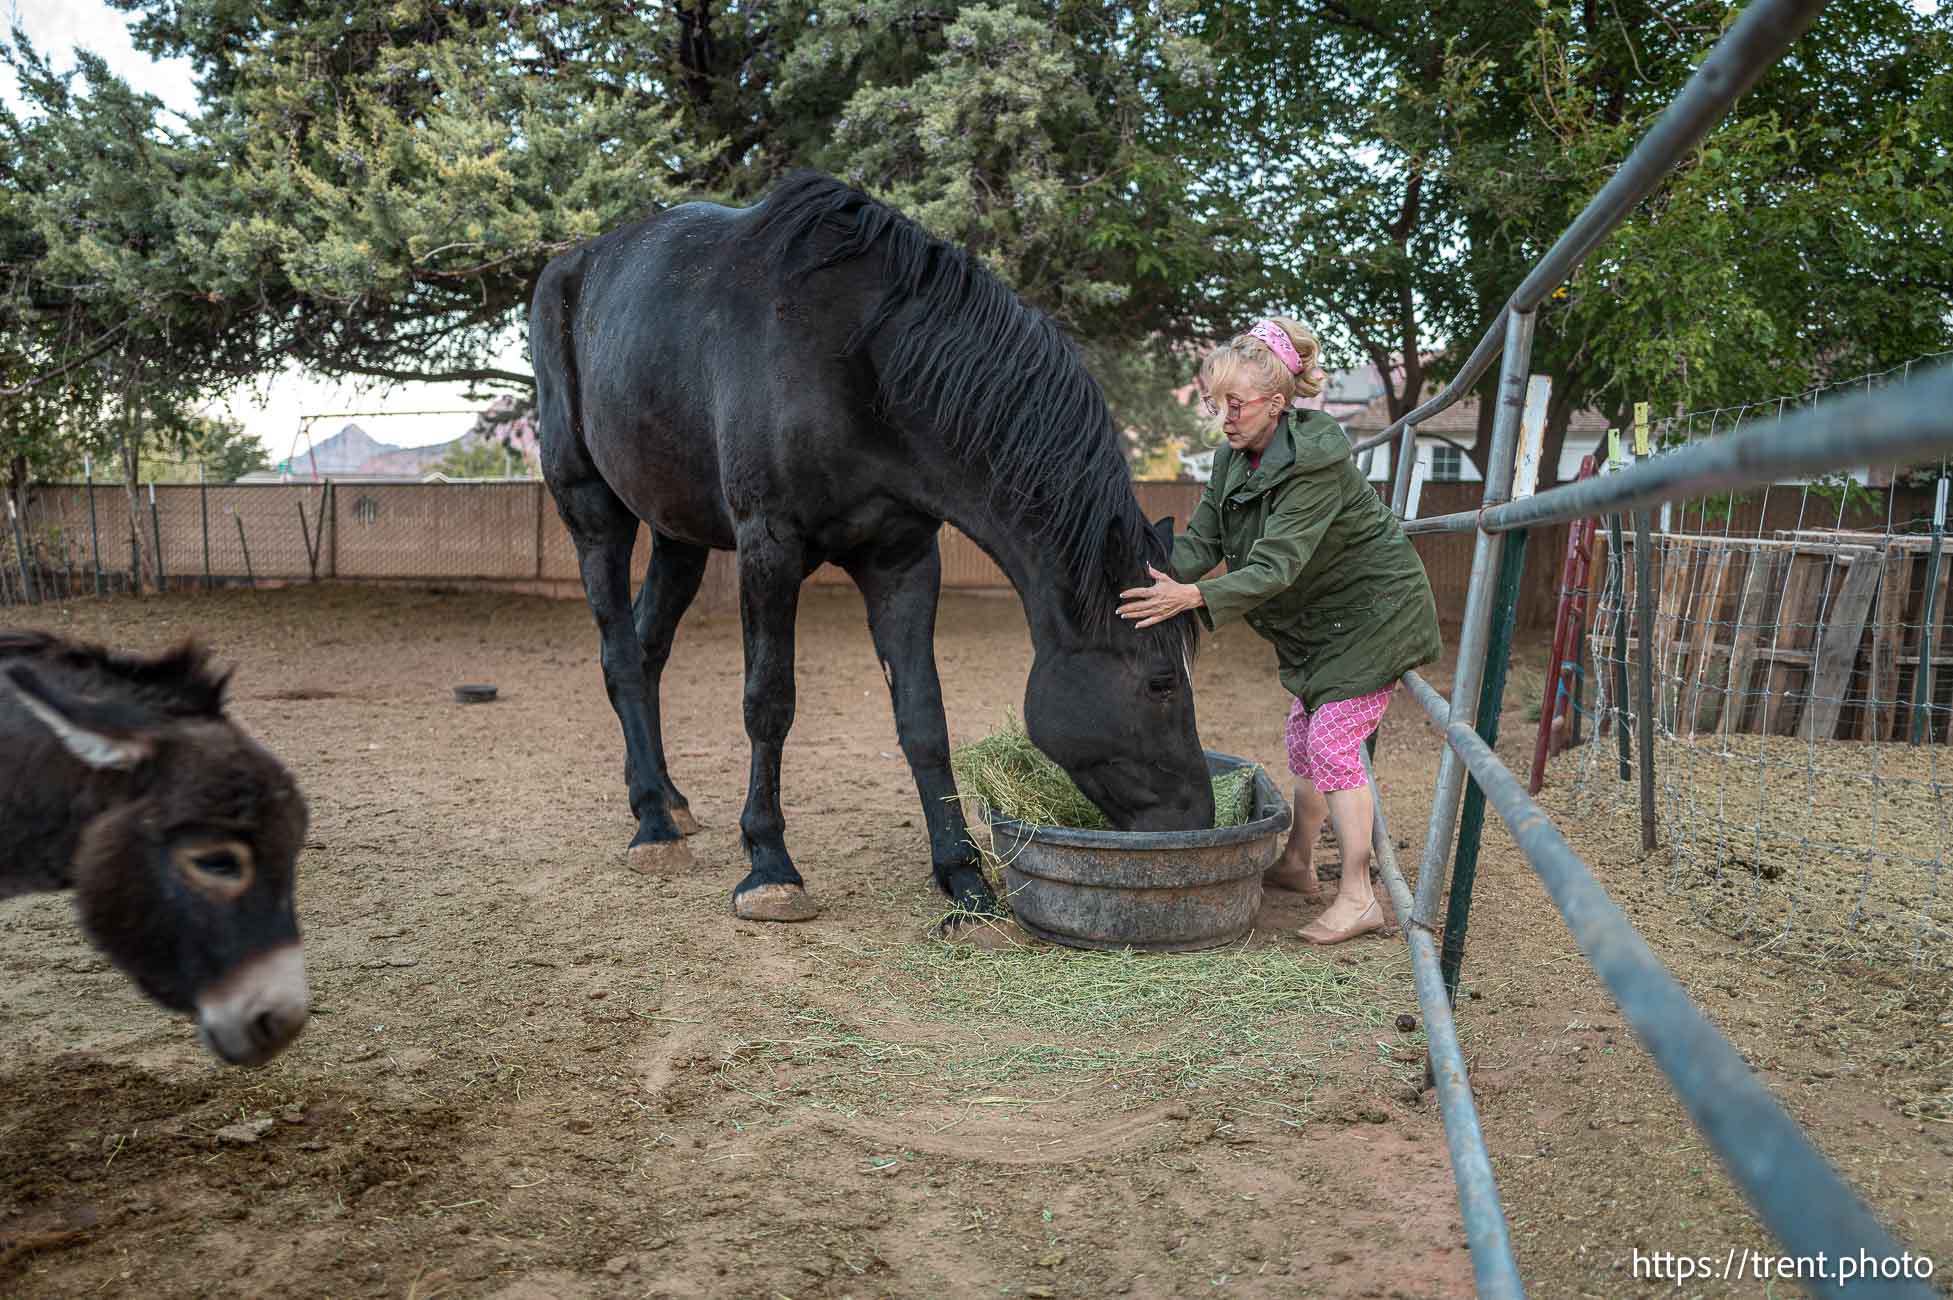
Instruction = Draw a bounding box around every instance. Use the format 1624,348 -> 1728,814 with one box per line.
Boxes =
1430,443 -> 1465,482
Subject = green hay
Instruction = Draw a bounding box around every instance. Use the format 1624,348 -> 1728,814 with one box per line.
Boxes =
951,716 -> 1260,830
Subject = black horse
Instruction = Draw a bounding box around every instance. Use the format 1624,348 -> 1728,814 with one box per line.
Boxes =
529,171 -> 1212,923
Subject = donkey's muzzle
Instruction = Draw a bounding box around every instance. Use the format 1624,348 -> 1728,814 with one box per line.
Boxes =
196,943 -> 309,1067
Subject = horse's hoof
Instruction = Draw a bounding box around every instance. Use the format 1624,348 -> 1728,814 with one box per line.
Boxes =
627,839 -> 694,874
939,914 -> 1032,950
670,805 -> 701,836
732,883 -> 819,922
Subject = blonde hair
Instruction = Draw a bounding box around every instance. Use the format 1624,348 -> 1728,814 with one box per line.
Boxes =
1198,317 -> 1327,415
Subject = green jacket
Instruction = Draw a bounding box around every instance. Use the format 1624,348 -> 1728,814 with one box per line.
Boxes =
1171,410 -> 1443,711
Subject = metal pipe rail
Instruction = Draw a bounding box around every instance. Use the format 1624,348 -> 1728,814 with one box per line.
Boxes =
1395,367 -> 1953,536
1477,365 -> 1953,533
1351,0 -> 1827,457
1362,748 -> 1524,1299
1410,310 -> 1536,928
1399,671 -> 1934,1300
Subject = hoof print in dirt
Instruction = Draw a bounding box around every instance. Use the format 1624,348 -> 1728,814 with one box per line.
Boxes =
626,839 -> 694,874
732,883 -> 819,922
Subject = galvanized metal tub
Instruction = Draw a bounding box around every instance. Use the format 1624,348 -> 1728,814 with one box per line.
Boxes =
988,751 -> 1292,952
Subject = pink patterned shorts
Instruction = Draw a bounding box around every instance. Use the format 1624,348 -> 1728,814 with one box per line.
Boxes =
1284,686 -> 1394,792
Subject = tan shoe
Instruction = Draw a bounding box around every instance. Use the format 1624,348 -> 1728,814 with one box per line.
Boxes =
1298,897 -> 1390,946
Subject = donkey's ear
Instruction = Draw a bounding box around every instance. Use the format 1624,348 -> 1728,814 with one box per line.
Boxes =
3,663 -> 154,771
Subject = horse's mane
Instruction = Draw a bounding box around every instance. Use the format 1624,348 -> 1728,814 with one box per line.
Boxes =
753,171 -> 1197,657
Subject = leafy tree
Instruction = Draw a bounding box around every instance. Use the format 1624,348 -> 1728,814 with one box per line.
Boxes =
1463,1 -> 1953,479
49,2 -> 1236,423
4,0 -> 1948,498
1190,0 -> 1953,484
137,411 -> 271,483
433,437 -> 526,480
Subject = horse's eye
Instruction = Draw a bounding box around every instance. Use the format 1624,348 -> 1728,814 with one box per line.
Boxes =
1147,674 -> 1178,698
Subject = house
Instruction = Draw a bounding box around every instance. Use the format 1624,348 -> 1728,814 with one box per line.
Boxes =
1341,387 -> 1614,488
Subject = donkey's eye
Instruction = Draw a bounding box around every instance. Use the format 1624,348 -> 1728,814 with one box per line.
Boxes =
173,840 -> 256,898
195,850 -> 244,879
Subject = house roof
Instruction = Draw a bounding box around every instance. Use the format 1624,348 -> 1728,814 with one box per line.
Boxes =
1341,385 -> 1612,440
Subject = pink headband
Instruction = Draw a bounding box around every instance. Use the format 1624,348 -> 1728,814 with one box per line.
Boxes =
1247,321 -> 1303,375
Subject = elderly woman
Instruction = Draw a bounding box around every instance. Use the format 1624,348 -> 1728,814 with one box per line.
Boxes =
1118,319 -> 1442,944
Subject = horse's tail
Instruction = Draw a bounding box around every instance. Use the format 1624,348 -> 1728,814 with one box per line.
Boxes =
529,250 -> 586,467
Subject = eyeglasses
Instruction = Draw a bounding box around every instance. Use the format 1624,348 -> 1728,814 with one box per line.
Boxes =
1200,392 -> 1275,417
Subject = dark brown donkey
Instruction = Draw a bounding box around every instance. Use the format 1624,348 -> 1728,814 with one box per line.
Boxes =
0,631 -> 309,1066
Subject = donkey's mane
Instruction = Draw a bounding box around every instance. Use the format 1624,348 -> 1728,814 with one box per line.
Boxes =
0,631 -> 229,719
754,171 -> 1196,655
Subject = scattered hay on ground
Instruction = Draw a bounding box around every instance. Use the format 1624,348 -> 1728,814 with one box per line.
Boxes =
710,938 -> 1414,1116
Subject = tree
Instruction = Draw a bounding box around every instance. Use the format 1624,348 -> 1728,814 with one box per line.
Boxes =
433,438 -> 525,480
138,411 -> 270,483
28,3 -> 1240,413
5,0 -> 1947,497
1506,0 -> 1953,474
1191,0 -> 1952,486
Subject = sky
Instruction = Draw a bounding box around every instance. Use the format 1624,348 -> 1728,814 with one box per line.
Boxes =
3,0 -> 525,452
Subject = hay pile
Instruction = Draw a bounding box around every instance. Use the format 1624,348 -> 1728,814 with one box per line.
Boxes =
951,717 -> 1259,830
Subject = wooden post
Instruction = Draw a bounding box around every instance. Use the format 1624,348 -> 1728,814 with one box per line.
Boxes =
1801,554 -> 1883,741
1680,544 -> 1734,735
1718,547 -> 1777,736
1403,444 -> 1431,521
1762,552 -> 1820,735
1870,548 -> 1909,740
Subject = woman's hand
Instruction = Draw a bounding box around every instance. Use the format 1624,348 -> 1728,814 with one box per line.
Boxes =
1118,564 -> 1204,629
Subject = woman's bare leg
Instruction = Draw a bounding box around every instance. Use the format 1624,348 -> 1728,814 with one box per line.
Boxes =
1299,784 -> 1389,943
1265,778 -> 1329,896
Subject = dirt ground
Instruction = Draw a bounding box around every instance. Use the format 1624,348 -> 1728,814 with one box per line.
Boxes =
1,583 -> 1947,1299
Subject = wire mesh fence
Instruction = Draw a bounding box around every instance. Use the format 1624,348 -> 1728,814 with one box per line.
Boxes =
1562,357 -> 1952,974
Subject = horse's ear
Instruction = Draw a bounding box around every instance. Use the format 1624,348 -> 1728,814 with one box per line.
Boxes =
1152,516 -> 1175,550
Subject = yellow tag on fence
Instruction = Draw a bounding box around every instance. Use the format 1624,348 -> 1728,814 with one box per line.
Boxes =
1607,428 -> 1622,466
1633,402 -> 1650,456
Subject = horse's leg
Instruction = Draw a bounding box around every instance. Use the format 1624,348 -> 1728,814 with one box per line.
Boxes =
845,541 -> 998,918
627,530 -> 710,836
730,523 -> 818,922
560,482 -> 691,871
